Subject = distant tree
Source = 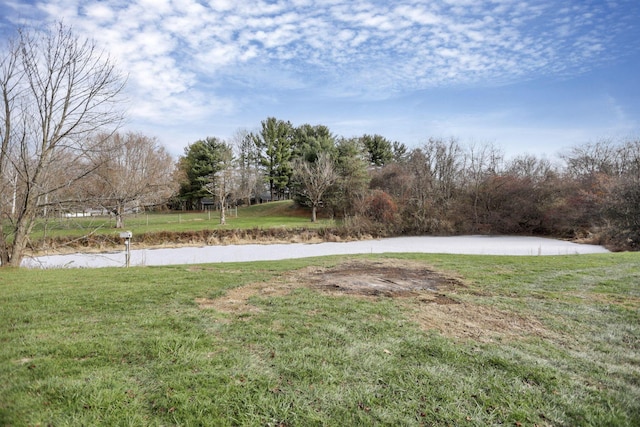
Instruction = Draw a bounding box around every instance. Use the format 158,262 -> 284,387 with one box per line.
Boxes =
293,153 -> 337,222
179,137 -> 234,224
562,139 -> 620,177
370,162 -> 414,204
86,132 -> 176,228
178,141 -> 209,208
292,124 -> 336,162
374,138 -> 465,234
504,154 -> 562,234
473,174 -> 542,234
231,128 -> 261,206
601,139 -> 640,249
360,134 -> 393,166
392,140 -> 409,163
209,144 -> 234,225
507,154 -> 555,180
326,137 -> 370,218
176,157 -> 201,210
618,139 -> 640,177
605,172 -> 640,249
402,148 -> 437,233
252,117 -> 294,200
0,22 -> 125,267
422,138 -> 463,208
559,139 -> 626,237
461,142 -> 504,232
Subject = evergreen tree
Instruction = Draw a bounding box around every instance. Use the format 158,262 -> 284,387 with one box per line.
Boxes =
252,117 -> 294,200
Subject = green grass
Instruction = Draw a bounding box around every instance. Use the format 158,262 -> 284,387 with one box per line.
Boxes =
1,253 -> 639,426
28,200 -> 336,240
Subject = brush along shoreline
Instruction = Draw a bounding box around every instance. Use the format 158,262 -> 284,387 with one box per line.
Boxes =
27,226 -> 366,256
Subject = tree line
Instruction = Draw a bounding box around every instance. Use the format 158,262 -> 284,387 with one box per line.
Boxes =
175,123 -> 640,252
2,23 -> 638,267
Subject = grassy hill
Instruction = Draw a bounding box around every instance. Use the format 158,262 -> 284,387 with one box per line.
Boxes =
27,201 -> 341,254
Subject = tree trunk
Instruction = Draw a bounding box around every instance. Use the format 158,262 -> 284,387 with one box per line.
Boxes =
115,201 -> 124,228
311,205 -> 317,222
220,200 -> 226,225
2,209 -> 35,267
0,238 -> 10,266
269,177 -> 276,202
9,226 -> 30,267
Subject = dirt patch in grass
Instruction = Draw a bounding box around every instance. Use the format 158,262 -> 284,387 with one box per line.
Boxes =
304,259 -> 463,297
197,259 -> 550,342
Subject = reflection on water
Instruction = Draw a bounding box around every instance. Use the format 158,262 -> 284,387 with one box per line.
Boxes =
23,235 -> 609,269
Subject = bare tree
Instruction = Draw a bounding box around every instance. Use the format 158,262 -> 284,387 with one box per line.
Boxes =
294,152 -> 336,222
423,137 -> 463,207
403,149 -> 434,232
462,142 -> 504,232
231,128 -> 261,206
85,132 -> 176,228
208,144 -> 234,225
562,139 -> 620,177
592,139 -> 640,249
0,22 -> 125,266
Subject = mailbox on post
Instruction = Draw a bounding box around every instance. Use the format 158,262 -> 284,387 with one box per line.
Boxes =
119,231 -> 132,267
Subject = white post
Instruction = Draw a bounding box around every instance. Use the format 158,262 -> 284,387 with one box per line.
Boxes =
120,231 -> 133,267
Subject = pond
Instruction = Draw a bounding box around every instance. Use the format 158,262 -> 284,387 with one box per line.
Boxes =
23,235 -> 609,269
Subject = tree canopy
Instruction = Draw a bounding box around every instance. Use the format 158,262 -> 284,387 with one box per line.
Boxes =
178,137 -> 233,210
252,117 -> 294,201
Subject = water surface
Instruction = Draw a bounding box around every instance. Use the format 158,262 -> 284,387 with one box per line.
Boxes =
23,235 -> 609,269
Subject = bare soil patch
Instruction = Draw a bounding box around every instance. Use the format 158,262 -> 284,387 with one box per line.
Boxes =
197,259 -> 550,342
304,259 -> 463,297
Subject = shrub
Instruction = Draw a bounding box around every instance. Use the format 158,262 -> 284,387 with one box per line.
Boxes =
362,190 -> 401,235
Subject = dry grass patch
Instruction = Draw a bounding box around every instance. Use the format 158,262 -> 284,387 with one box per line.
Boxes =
195,277 -> 298,315
406,300 -> 550,343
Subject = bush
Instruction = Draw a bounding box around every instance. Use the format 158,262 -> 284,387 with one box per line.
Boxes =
364,190 -> 398,223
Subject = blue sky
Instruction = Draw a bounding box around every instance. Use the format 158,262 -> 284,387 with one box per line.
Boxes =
1,0 -> 639,159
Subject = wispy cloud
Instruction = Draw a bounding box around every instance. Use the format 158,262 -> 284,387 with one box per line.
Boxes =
1,0 -> 637,151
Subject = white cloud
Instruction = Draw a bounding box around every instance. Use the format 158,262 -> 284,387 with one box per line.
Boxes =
397,6 -> 443,25
83,3 -> 114,21
24,0 -> 636,88
2,0 -> 636,154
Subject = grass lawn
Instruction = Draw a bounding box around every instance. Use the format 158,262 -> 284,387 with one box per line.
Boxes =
29,200 -> 336,240
1,252 -> 639,425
